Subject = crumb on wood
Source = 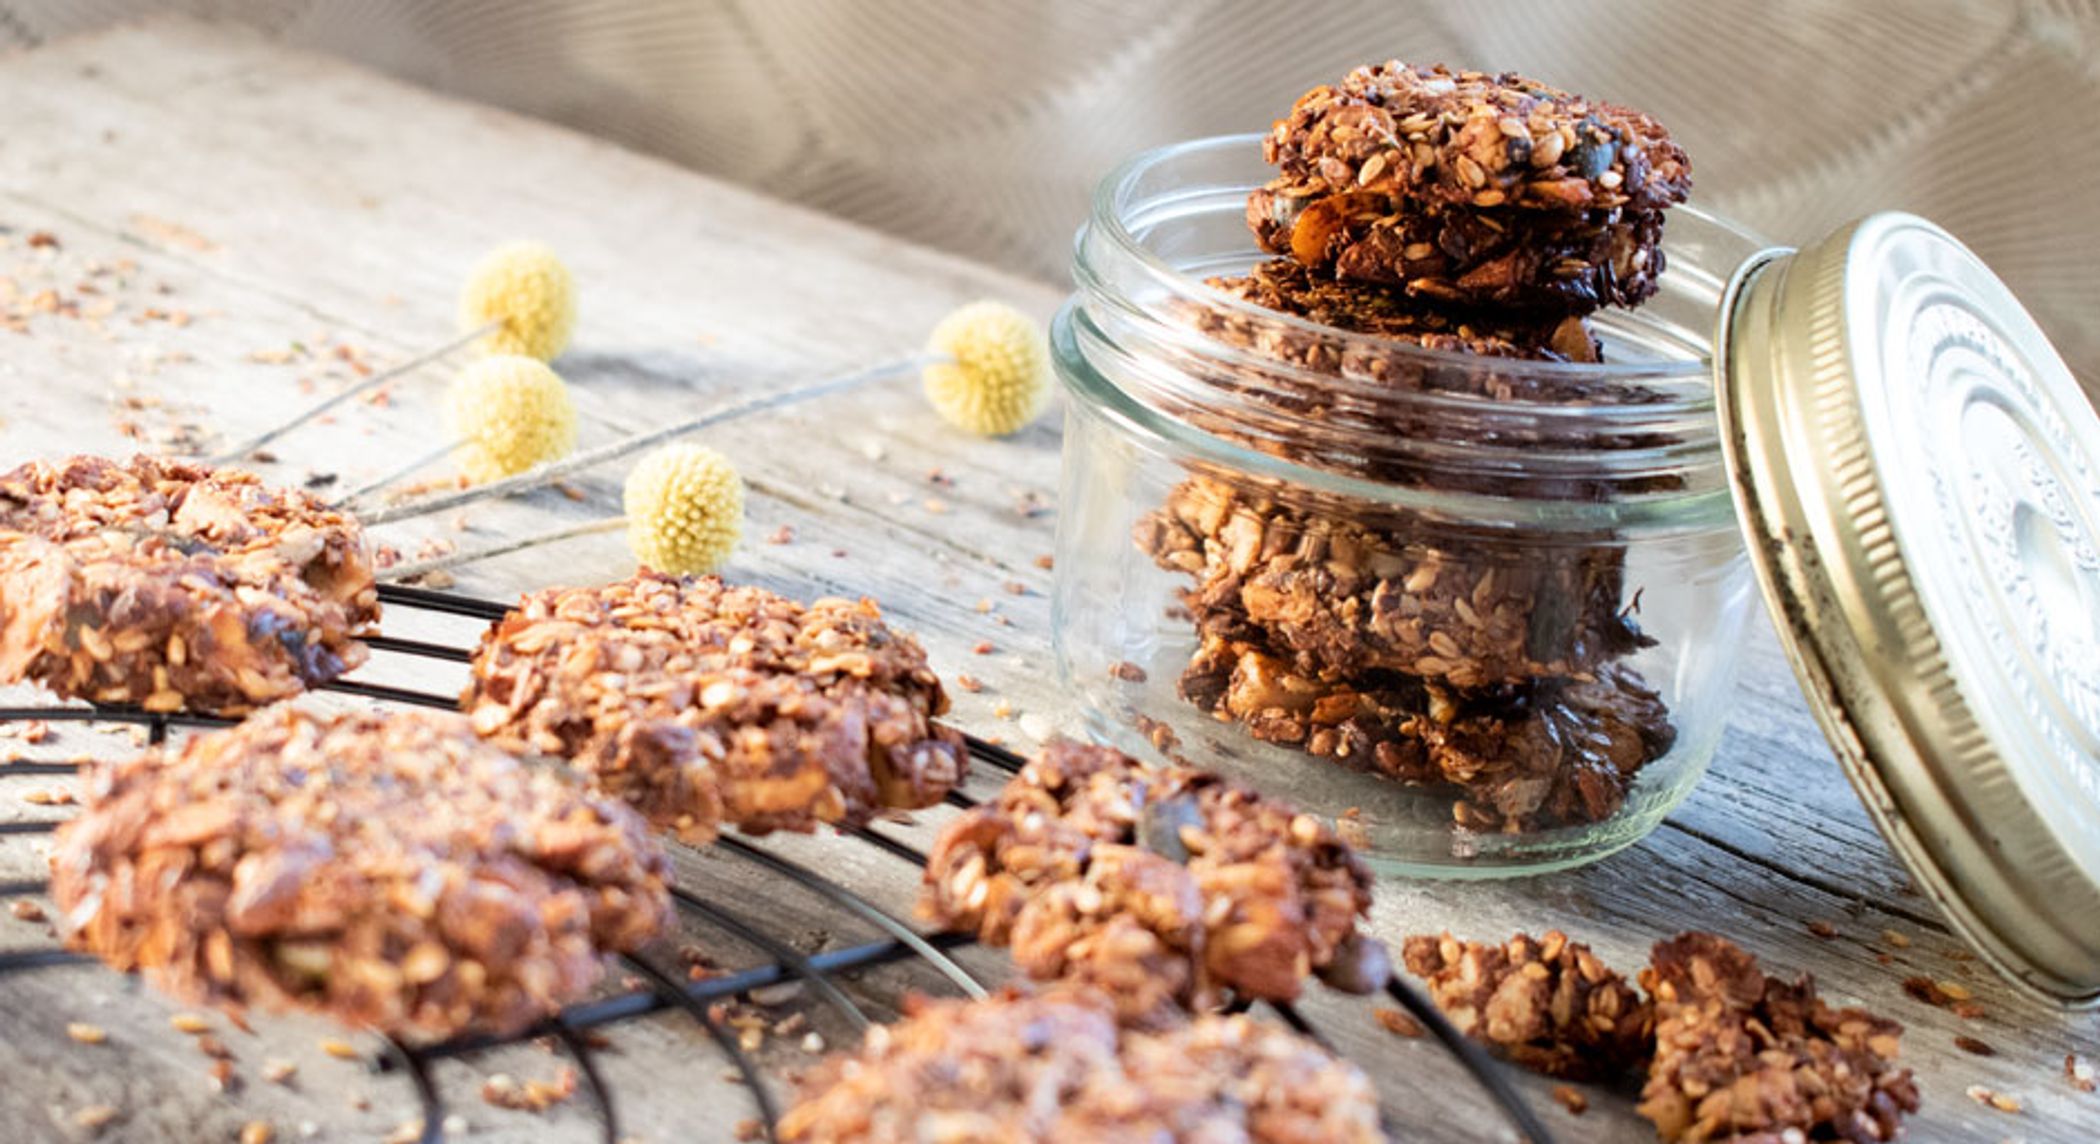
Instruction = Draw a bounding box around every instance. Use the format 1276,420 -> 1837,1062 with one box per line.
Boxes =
2067,1053 -> 2096,1093
1373,1008 -> 1423,1038
1964,1084 -> 2022,1114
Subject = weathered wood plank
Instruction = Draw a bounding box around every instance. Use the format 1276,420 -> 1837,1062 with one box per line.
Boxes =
0,17 -> 2091,1143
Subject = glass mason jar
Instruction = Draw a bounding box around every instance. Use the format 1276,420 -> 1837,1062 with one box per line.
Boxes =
1051,135 -> 1769,876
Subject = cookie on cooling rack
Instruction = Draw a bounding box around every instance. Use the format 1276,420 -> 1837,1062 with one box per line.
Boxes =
49,705 -> 671,1040
461,572 -> 967,843
779,988 -> 1387,1143
1256,61 -> 1690,311
920,739 -> 1384,1027
0,454 -> 378,713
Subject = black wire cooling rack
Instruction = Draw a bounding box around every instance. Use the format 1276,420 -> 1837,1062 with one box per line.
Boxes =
0,582 -> 1556,1144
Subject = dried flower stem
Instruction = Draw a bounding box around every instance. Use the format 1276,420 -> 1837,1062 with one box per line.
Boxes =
209,320 -> 501,465
360,354 -> 945,526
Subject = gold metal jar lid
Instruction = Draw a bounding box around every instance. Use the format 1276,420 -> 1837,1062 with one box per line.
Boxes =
1715,212 -> 2100,1007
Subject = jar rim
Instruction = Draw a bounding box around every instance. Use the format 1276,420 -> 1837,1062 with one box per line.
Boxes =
1053,299 -> 1740,534
1088,134 -> 1738,391
1060,133 -> 1756,532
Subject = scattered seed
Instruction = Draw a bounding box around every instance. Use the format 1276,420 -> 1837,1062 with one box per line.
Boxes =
240,1121 -> 273,1144
955,675 -> 984,693
1965,1084 -> 2022,1113
66,1022 -> 108,1045
10,899 -> 46,922
1551,1085 -> 1588,1115
1881,929 -> 1911,948
170,1012 -> 211,1035
1109,661 -> 1148,683
72,1105 -> 119,1132
801,1032 -> 826,1054
318,1038 -> 359,1060
2065,1051 -> 2096,1092
1953,1035 -> 1996,1056
263,1060 -> 298,1085
734,1118 -> 764,1141
971,640 -> 995,655
1806,919 -> 1838,939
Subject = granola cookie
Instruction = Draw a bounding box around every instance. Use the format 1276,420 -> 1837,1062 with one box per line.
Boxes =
1265,62 -> 1691,215
461,573 -> 965,842
48,705 -> 671,1040
920,739 -> 1384,1026
1401,930 -> 1652,1080
1206,257 -> 1602,368
1258,61 -> 1689,311
0,455 -> 377,712
1639,933 -> 1920,1143
1180,633 -> 1674,832
1248,180 -> 1669,312
1136,474 -> 1647,688
779,988 -> 1388,1143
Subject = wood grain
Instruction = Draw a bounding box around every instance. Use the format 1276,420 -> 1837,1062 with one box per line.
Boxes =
0,18 -> 2091,1143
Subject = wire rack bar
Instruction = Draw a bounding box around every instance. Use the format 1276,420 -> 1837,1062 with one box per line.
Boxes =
620,952 -> 783,1135
844,825 -> 930,867
376,583 -> 511,620
365,634 -> 475,663
0,949 -> 91,972
383,1037 -> 447,1144
0,761 -> 77,777
552,1020 -> 622,1144
715,835 -> 986,1000
666,885 -> 869,1030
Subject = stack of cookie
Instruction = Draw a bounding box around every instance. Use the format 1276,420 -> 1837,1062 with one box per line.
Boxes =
1139,62 -> 1692,833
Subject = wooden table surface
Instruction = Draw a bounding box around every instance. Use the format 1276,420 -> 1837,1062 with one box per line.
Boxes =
0,17 -> 2091,1144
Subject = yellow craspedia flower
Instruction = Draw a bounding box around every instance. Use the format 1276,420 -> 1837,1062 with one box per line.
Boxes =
447,355 -> 578,483
624,443 -> 745,575
458,240 -> 577,361
921,300 -> 1051,436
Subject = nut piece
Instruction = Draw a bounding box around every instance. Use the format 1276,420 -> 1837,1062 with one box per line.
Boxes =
919,739 -> 1379,1026
0,455 -> 378,712
779,989 -> 1386,1143
1402,930 -> 1651,1080
462,573 -> 966,841
49,705 -> 672,1039
1638,932 -> 1919,1143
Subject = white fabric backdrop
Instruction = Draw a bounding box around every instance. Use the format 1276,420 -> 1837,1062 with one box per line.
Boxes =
4,0 -> 2095,393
